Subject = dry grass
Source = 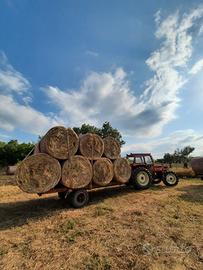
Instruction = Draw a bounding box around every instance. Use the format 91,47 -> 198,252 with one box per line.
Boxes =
0,178 -> 202,270
0,174 -> 16,186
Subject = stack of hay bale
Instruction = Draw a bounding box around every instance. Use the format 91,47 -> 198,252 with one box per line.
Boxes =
16,126 -> 131,194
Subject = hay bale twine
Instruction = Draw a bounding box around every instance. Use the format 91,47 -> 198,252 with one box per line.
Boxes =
16,153 -> 61,194
40,126 -> 79,159
114,158 -> 131,183
93,158 -> 113,186
103,137 -> 121,159
61,155 -> 92,189
79,133 -> 104,160
34,143 -> 40,154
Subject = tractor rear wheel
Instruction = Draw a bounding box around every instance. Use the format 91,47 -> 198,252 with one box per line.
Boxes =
132,168 -> 152,189
163,172 -> 179,186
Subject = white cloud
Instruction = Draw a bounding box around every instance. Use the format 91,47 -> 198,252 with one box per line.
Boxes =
45,6 -> 203,137
0,52 -> 62,136
189,58 -> 203,74
1,7 -> 203,141
0,52 -> 30,94
154,10 -> 161,25
199,24 -> 203,35
0,94 -> 61,135
85,50 -> 99,57
0,133 -> 11,140
121,129 -> 203,158
45,68 -> 139,130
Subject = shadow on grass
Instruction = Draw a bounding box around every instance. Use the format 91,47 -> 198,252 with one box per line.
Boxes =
0,185 -> 136,230
177,185 -> 203,204
0,183 -> 175,231
89,185 -> 134,203
0,196 -> 67,230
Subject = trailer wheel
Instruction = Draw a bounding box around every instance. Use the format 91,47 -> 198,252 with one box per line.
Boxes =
132,168 -> 152,189
152,178 -> 162,184
69,189 -> 89,208
163,172 -> 179,186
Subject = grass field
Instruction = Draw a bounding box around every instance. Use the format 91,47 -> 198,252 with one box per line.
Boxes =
0,177 -> 202,270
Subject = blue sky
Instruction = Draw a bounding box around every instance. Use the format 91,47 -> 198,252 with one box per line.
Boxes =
0,0 -> 203,158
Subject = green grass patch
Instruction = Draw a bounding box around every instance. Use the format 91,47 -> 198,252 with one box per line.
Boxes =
93,205 -> 113,217
84,252 -> 111,270
58,219 -> 75,234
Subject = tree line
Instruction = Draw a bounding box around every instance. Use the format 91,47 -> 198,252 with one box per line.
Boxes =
156,146 -> 195,167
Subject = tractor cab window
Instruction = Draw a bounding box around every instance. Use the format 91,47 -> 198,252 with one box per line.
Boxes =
127,157 -> 134,164
135,157 -> 144,164
145,156 -> 153,165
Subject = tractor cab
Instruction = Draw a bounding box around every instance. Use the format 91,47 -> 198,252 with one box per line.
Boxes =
126,153 -> 168,172
126,153 -> 154,167
126,153 -> 178,188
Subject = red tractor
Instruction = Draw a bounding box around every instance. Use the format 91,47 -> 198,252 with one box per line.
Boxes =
126,153 -> 178,189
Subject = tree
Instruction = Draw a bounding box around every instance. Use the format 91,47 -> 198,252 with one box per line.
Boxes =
162,146 -> 195,168
0,140 -> 34,167
173,148 -> 182,164
100,122 -> 125,146
73,124 -> 100,136
180,146 -> 195,167
156,158 -> 164,163
73,121 -> 125,146
163,153 -> 173,167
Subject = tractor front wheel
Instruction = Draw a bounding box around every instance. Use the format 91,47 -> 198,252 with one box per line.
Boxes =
132,168 -> 152,190
163,172 -> 179,186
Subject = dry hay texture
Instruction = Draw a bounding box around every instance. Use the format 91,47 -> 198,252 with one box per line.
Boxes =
103,136 -> 121,159
40,126 -> 79,159
114,158 -> 131,183
16,153 -> 61,194
6,166 -> 17,175
190,157 -> 203,175
93,158 -> 114,186
79,133 -> 104,160
61,155 -> 92,189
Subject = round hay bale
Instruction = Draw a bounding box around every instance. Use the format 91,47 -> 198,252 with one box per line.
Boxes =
79,133 -> 104,160
6,166 -> 17,175
103,137 -> 121,159
191,157 -> 203,175
16,153 -> 61,194
40,126 -> 79,159
61,155 -> 92,189
93,158 -> 113,186
113,158 -> 131,183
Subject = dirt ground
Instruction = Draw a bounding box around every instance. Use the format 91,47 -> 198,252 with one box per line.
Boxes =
0,177 -> 202,270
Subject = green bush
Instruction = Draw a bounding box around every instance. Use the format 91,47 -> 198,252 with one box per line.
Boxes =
0,140 -> 34,167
